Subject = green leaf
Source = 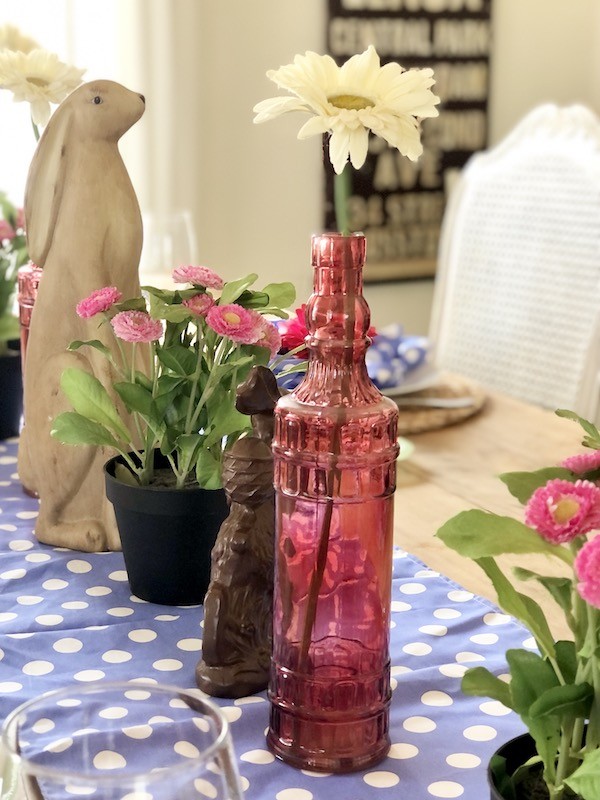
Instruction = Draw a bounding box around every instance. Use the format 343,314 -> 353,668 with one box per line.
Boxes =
554,640 -> 578,685
436,510 -> 563,559
157,343 -> 197,376
262,281 -> 296,311
0,314 -> 19,342
50,412 -> 121,448
114,297 -> 147,313
556,409 -> 600,450
218,273 -> 258,305
146,292 -> 191,323
529,682 -> 593,720
68,339 -> 112,360
512,568 -> 574,624
196,447 -> 223,490
113,382 -> 155,418
564,747 -> 600,799
506,649 -> 559,715
461,666 -> 514,710
500,467 -> 576,503
236,290 -> 270,309
175,433 -> 203,477
478,558 -> 556,660
488,755 -> 516,800
60,368 -> 131,442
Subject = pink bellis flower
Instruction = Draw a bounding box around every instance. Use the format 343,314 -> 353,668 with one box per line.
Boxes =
524,478 -> 600,544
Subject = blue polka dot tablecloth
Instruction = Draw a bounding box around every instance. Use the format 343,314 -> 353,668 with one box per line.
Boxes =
0,437 -> 529,799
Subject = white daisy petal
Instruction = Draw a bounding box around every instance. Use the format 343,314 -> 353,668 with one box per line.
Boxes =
297,115 -> 331,140
329,127 -> 352,174
253,96 -> 310,123
348,126 -> 369,169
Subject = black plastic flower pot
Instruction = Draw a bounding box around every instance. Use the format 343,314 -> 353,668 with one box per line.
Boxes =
0,340 -> 23,440
104,451 -> 228,606
488,732 -> 581,800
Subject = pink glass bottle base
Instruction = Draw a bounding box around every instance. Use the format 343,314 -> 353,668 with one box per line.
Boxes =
267,639 -> 391,772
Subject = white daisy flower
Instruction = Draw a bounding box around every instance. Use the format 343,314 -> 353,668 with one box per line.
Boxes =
0,24 -> 40,54
253,45 -> 440,174
0,48 -> 85,126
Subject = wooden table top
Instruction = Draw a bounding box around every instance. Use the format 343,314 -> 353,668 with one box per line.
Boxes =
394,384 -> 583,638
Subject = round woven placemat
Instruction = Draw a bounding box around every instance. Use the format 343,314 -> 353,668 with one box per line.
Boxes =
394,374 -> 486,435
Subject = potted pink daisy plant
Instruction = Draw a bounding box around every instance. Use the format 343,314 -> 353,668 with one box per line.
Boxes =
437,410 -> 600,800
51,266 -> 294,604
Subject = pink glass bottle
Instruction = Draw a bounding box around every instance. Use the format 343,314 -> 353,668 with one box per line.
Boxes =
17,261 -> 43,362
267,232 -> 400,772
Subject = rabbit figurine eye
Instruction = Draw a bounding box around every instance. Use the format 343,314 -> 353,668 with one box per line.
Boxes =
92,95 -> 103,105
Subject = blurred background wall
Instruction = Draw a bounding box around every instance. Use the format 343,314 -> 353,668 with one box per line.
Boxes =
1,0 -> 599,332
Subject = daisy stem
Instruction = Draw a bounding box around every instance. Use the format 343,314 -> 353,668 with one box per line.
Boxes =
30,116 -> 40,142
334,166 -> 352,236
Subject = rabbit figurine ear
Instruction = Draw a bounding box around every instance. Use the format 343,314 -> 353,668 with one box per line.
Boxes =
24,104 -> 73,267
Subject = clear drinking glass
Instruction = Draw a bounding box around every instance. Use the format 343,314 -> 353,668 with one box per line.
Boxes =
1,681 -> 244,800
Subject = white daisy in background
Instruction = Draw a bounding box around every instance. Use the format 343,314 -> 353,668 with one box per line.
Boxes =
0,23 -> 40,54
0,48 -> 85,127
253,45 -> 440,175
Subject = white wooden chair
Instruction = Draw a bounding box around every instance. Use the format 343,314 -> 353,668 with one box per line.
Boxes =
429,104 -> 600,422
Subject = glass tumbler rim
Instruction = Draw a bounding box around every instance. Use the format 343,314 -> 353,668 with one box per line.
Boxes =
1,679 -> 232,788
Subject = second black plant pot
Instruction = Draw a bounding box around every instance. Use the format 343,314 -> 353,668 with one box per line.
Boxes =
104,452 -> 228,606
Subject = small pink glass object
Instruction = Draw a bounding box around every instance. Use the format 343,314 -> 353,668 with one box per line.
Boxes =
267,232 -> 400,772
17,261 -> 43,361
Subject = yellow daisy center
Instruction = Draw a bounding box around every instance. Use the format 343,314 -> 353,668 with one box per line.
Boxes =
328,94 -> 374,111
552,498 -> 580,524
223,311 -> 241,325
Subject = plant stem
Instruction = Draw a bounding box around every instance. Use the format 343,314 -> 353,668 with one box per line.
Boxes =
334,166 -> 352,235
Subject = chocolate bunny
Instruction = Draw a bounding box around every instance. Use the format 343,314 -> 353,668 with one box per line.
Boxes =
18,80 -> 145,551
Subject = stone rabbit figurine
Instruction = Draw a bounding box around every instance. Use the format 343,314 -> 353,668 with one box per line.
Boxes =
18,80 -> 145,551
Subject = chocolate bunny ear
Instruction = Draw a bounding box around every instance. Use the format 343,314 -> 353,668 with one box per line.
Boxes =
24,103 -> 73,267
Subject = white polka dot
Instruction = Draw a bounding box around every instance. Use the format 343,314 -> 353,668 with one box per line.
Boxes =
419,624 -> 448,636
463,725 -> 497,741
123,724 -> 153,739
456,652 -> 485,663
363,771 -> 400,788
121,793 -> 152,800
16,510 -> 37,519
148,715 -> 172,725
479,700 -> 512,717
222,707 -> 242,723
128,629 -> 157,643
483,612 -> 511,626
421,691 -> 452,707
439,664 -> 468,678
7,632 -> 33,638
446,753 -> 481,769
523,636 -> 537,650
0,681 -> 22,692
93,751 -> 126,770
85,625 -> 108,631
174,741 -> 200,758
35,614 -> 63,626
300,770 -> 332,777
25,553 -> 50,563
403,642 -> 432,656
67,559 -> 92,573
240,749 -> 275,764
57,699 -> 82,708
434,608 -> 461,620
32,718 -> 55,734
428,780 -> 464,797
152,659 -> 183,671
99,707 -> 128,720
193,778 -> 219,798
108,570 -> 128,581
388,742 -> 419,759
43,579 -> 68,590
0,524 -> 17,532
0,456 -> 17,464
54,638 -> 83,653
106,607 -> 134,617
155,614 -> 179,621
470,633 -> 499,645
447,590 -> 473,602
62,601 -> 89,610
45,737 -> 73,753
23,660 -> 54,676
391,665 -> 412,676
415,568 -> 439,578
391,600 -> 412,612
74,670 -> 105,682
124,689 -> 151,700
17,595 -> 43,605
234,696 -> 266,706
102,650 -> 132,664
9,539 -> 33,551
403,716 -> 436,733
176,638 -> 202,651
399,582 -> 426,595
389,619 -> 397,630
86,586 -> 112,596
276,790 -> 314,800
1,568 -> 26,580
